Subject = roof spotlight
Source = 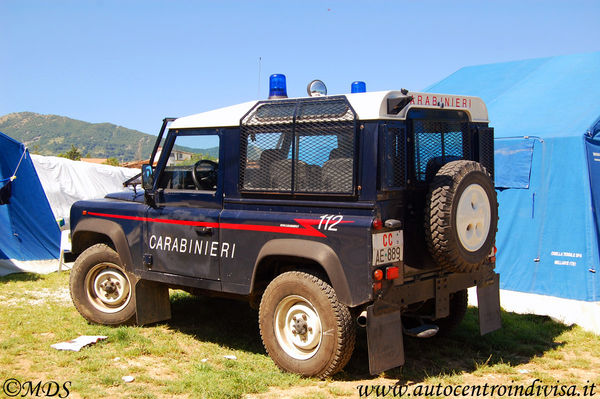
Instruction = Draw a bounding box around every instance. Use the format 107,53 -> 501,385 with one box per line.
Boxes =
307,79 -> 327,97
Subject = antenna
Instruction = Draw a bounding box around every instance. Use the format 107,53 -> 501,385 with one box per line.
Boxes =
257,57 -> 262,99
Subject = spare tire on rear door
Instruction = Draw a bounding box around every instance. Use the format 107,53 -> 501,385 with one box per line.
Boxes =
424,160 -> 498,272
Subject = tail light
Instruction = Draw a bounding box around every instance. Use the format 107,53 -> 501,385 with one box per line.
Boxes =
385,266 -> 400,280
372,218 -> 383,230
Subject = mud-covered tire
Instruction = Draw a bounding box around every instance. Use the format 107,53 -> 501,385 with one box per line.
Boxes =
425,160 -> 498,272
69,244 -> 136,325
435,289 -> 468,336
258,271 -> 355,378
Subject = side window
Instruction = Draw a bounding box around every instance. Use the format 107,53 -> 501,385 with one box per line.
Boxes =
296,129 -> 354,194
158,134 -> 219,191
381,125 -> 407,189
240,130 -> 291,191
240,128 -> 355,194
239,98 -> 357,196
297,134 -> 338,167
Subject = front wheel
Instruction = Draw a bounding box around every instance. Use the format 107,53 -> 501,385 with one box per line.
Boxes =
258,271 -> 355,378
69,244 -> 136,325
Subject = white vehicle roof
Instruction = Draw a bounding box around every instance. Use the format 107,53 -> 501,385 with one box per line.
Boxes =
169,91 -> 488,130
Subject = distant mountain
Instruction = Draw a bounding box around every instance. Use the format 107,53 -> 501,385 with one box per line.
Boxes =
0,112 -> 157,162
0,112 -> 235,163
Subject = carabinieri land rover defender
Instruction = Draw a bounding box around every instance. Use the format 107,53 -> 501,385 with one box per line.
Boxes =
67,76 -> 501,378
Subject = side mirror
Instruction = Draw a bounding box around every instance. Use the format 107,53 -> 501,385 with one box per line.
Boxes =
141,164 -> 154,190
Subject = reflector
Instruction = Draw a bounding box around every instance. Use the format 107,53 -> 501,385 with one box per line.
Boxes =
373,269 -> 383,281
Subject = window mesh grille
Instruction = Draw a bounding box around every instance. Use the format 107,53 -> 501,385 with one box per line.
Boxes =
383,126 -> 407,187
240,97 -> 356,195
413,120 -> 470,182
239,128 -> 291,191
296,123 -> 355,193
478,126 -> 494,179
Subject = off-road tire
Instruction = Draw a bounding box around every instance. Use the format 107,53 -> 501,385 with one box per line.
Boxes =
69,244 -> 136,325
258,271 -> 355,378
425,160 -> 498,272
435,289 -> 468,336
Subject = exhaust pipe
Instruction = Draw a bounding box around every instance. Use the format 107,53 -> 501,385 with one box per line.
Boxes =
357,310 -> 368,328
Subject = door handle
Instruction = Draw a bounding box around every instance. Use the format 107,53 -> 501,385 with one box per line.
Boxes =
195,227 -> 213,236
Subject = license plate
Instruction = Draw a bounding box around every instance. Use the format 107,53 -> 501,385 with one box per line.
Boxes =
372,230 -> 404,266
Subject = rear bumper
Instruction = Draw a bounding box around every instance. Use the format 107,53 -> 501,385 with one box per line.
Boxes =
365,264 -> 501,375
374,264 -> 498,319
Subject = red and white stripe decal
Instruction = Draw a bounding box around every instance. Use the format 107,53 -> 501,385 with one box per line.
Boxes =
86,212 -> 352,238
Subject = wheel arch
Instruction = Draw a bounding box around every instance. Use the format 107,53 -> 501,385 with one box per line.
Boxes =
72,218 -> 134,271
251,239 -> 353,306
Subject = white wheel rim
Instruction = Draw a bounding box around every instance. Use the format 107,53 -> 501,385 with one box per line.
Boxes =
85,263 -> 132,313
274,295 -> 322,360
456,183 -> 491,252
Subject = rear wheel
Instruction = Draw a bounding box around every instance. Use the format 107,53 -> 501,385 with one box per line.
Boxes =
258,271 -> 355,378
425,160 -> 498,272
69,244 -> 136,325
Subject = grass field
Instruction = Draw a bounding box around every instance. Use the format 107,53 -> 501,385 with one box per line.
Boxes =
0,271 -> 598,399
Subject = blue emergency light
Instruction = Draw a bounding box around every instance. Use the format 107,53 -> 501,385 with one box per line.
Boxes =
269,74 -> 288,99
351,81 -> 366,93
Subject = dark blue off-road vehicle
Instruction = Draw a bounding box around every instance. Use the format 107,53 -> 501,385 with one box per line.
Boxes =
68,81 -> 501,378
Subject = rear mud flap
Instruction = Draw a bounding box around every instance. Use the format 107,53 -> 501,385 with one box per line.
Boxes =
476,273 -> 502,335
366,305 -> 404,375
135,279 -> 172,326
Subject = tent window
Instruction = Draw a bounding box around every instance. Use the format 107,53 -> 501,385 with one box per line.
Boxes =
494,138 -> 534,189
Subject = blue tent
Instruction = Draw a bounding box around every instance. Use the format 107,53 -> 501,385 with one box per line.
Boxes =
0,131 -> 60,275
426,52 -> 600,332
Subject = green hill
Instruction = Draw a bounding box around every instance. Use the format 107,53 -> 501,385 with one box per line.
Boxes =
0,112 -> 158,162
0,112 -> 240,163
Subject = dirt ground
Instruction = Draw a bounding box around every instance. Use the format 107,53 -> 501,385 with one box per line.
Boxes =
248,343 -> 600,398
248,365 -> 600,399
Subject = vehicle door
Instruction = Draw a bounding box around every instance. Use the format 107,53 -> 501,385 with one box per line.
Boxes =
144,129 -> 222,280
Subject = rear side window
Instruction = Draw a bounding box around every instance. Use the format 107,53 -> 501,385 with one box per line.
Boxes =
240,97 -> 357,195
381,124 -> 407,189
240,129 -> 291,191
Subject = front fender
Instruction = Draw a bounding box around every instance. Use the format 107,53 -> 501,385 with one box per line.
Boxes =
72,218 -> 134,272
252,239 -> 354,306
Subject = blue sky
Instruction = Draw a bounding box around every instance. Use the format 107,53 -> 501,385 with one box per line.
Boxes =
2,1 -> 599,135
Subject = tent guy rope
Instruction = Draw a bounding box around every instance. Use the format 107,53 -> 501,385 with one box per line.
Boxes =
0,144 -> 27,183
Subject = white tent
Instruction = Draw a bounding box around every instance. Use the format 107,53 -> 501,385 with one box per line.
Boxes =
31,155 -> 139,227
